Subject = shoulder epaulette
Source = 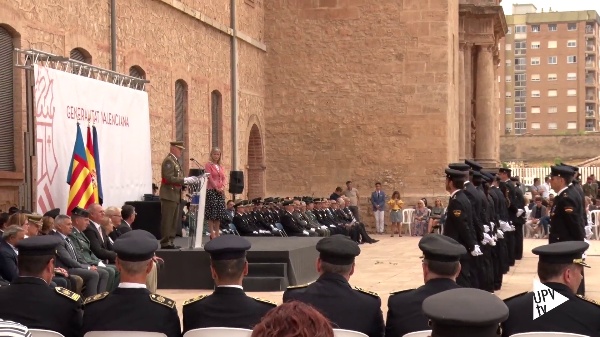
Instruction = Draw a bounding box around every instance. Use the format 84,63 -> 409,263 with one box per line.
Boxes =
503,291 -> 528,302
577,294 -> 600,306
150,294 -> 176,309
286,283 -> 311,290
354,286 -> 379,297
250,296 -> 277,306
55,286 -> 81,302
183,295 -> 207,306
389,289 -> 415,296
83,291 -> 108,305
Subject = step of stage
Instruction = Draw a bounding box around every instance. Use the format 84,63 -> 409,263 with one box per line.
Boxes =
247,262 -> 288,278
242,276 -> 289,292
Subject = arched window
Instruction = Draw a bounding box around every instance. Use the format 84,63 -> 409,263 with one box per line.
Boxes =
0,26 -> 15,171
175,80 -> 188,166
129,65 -> 146,79
211,90 -> 222,148
69,48 -> 92,64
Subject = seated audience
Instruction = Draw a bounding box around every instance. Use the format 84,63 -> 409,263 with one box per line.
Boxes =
251,301 -> 334,337
427,198 -> 445,233
84,204 -> 117,264
0,225 -> 24,282
525,196 -> 546,238
104,206 -> 123,241
410,199 -> 429,236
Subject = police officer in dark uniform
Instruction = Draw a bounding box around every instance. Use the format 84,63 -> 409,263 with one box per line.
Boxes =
0,236 -> 82,337
481,172 -> 504,290
548,166 -> 585,243
283,235 -> 384,337
442,168 -> 479,288
182,235 -> 276,332
385,234 -> 464,337
82,230 -> 181,337
509,176 -> 526,260
497,167 -> 518,266
502,241 -> 600,336
423,288 -> 509,337
488,173 -> 511,276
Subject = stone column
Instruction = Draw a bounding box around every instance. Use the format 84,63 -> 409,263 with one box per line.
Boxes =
493,54 -> 500,165
475,44 -> 495,167
458,43 -> 466,160
464,43 -> 473,159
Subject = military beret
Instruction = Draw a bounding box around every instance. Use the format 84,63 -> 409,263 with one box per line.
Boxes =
70,207 -> 90,218
316,235 -> 360,265
113,230 -> 158,262
445,168 -> 466,180
448,163 -> 470,172
498,167 -> 511,174
550,165 -> 575,178
465,159 -> 483,171
16,235 -> 62,256
532,241 -> 590,268
170,141 -> 185,149
43,208 -> 60,219
26,213 -> 43,225
282,200 -> 294,206
419,234 -> 466,262
204,235 -> 251,261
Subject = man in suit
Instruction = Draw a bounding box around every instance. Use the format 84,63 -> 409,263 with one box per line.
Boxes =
385,234 -> 464,337
0,235 -> 82,337
182,235 -> 275,332
84,203 -> 117,264
502,241 -> 600,337
82,230 -> 180,337
0,225 -> 24,282
283,235 -> 384,337
52,214 -> 108,297
371,182 -> 386,234
117,204 -> 135,235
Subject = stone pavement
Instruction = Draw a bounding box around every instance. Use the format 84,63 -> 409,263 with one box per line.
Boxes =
160,235 -> 600,318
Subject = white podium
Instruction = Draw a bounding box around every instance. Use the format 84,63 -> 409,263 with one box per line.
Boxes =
188,174 -> 209,249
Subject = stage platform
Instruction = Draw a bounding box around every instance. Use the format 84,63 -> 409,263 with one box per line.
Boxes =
155,236 -> 321,292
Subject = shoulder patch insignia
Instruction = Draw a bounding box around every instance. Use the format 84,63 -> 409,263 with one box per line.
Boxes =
354,286 -> 379,297
453,210 -> 462,217
503,291 -> 528,302
287,283 -> 311,289
390,289 -> 415,295
577,295 -> 600,306
150,294 -> 176,309
183,295 -> 207,306
251,296 -> 277,306
55,286 -> 81,302
565,207 -> 574,213
83,291 -> 108,305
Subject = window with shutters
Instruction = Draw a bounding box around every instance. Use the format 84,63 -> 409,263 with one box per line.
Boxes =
175,80 -> 188,146
211,90 -> 222,148
0,27 -> 15,171
129,65 -> 146,80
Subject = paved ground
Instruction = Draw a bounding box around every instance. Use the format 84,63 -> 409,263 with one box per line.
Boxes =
160,235 -> 600,318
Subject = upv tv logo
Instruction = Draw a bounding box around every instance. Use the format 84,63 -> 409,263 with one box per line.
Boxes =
533,279 -> 569,319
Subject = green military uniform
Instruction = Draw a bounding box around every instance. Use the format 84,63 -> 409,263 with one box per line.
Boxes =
160,142 -> 185,248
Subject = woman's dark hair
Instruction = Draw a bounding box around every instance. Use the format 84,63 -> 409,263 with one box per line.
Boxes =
251,301 -> 334,337
391,191 -> 400,199
421,198 -> 428,207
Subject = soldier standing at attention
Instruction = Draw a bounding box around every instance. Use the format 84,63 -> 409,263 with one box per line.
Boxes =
160,141 -> 198,249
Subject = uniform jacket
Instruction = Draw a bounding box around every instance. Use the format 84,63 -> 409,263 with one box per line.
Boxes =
549,187 -> 585,243
69,228 -> 101,265
443,190 -> 477,252
160,153 -> 184,202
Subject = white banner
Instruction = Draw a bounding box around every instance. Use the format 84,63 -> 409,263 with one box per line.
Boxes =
34,64 -> 152,214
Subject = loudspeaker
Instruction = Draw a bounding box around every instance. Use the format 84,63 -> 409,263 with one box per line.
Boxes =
228,171 -> 244,194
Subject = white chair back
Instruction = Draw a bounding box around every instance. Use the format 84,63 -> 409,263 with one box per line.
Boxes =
84,332 -> 166,337
333,329 -> 368,337
29,330 -> 65,337
403,330 -> 432,337
509,332 -> 590,337
591,209 -> 600,239
401,208 -> 416,235
183,327 -> 253,337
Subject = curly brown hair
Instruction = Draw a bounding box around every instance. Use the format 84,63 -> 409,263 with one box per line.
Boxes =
251,301 -> 334,337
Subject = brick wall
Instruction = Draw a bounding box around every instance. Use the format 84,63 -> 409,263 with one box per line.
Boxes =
500,134 -> 600,163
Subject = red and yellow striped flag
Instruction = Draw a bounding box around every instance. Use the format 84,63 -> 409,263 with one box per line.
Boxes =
66,123 -> 95,213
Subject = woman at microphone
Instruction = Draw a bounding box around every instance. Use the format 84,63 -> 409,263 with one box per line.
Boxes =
204,147 -> 227,239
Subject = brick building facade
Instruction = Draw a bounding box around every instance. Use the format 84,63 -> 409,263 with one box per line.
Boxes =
0,0 -> 505,212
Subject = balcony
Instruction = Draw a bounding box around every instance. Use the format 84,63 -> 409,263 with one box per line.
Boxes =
586,61 -> 596,69
586,77 -> 596,86
587,45 -> 597,53
586,110 -> 596,118
586,27 -> 595,35
586,95 -> 596,102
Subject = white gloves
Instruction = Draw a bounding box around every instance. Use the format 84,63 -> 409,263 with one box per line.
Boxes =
303,230 -> 309,235
330,225 -> 336,228
499,221 -> 512,232
98,261 -> 106,267
253,231 -> 258,234
497,230 -> 504,239
310,228 -> 316,232
321,226 -> 327,230
517,209 -> 524,217
184,176 -> 199,184
471,245 -> 483,256
490,222 -> 496,231
483,225 -> 490,233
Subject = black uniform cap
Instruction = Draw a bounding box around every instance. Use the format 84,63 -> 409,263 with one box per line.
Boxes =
445,168 -> 466,179
419,234 -> 466,262
316,235 -> 360,265
70,207 -> 90,218
471,171 -> 483,179
204,235 -> 251,261
559,163 -> 579,172
481,172 -> 494,183
423,288 -> 509,337
498,167 -> 511,174
16,235 -> 62,257
43,208 -> 60,219
282,200 -> 294,206
550,165 -> 575,179
263,197 -> 273,204
252,198 -> 262,204
113,230 -> 159,262
234,200 -> 244,208
532,241 -> 590,268
303,197 -> 314,204
448,163 -> 470,172
465,159 -> 483,171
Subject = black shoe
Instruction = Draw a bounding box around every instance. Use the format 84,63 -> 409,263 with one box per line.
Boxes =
161,245 -> 181,250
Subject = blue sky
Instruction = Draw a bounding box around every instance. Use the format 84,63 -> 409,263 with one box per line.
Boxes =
502,1 -> 600,15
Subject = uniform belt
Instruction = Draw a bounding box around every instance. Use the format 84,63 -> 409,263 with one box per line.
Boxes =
161,178 -> 182,187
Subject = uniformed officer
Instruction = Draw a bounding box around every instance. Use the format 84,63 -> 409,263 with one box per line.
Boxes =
282,235 -> 384,337
182,235 -> 276,332
548,165 -> 585,243
0,235 -> 82,337
82,230 -> 181,337
502,241 -> 600,336
497,167 -> 518,267
442,168 -> 479,288
160,141 -> 198,249
423,288 -> 509,337
385,234 -> 464,337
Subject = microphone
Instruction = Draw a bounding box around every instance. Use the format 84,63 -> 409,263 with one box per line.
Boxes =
189,158 -> 202,167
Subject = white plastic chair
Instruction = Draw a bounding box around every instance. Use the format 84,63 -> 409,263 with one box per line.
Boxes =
333,329 -> 368,337
403,330 -> 432,337
183,327 -> 253,337
29,330 -> 65,337
401,208 -> 416,236
84,332 -> 166,337
509,332 -> 589,337
591,209 -> 600,239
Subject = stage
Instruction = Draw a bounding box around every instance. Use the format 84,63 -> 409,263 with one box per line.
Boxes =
155,236 -> 321,291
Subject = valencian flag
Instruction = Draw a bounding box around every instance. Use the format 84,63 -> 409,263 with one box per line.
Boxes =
66,123 -> 95,214
92,125 -> 104,205
85,126 -> 101,205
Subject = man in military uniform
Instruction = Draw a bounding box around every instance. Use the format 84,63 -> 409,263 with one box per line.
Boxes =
0,236 -> 82,337
282,235 -> 384,337
501,241 -> 600,336
182,235 -> 276,332
82,230 -> 181,337
423,288 -> 509,337
548,166 -> 585,243
442,168 -> 480,288
160,141 -> 198,249
280,200 -> 310,236
497,167 -> 518,266
385,234 -> 464,337
509,176 -> 526,260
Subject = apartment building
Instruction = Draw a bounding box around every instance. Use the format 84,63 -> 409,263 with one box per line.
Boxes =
500,4 -> 600,135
